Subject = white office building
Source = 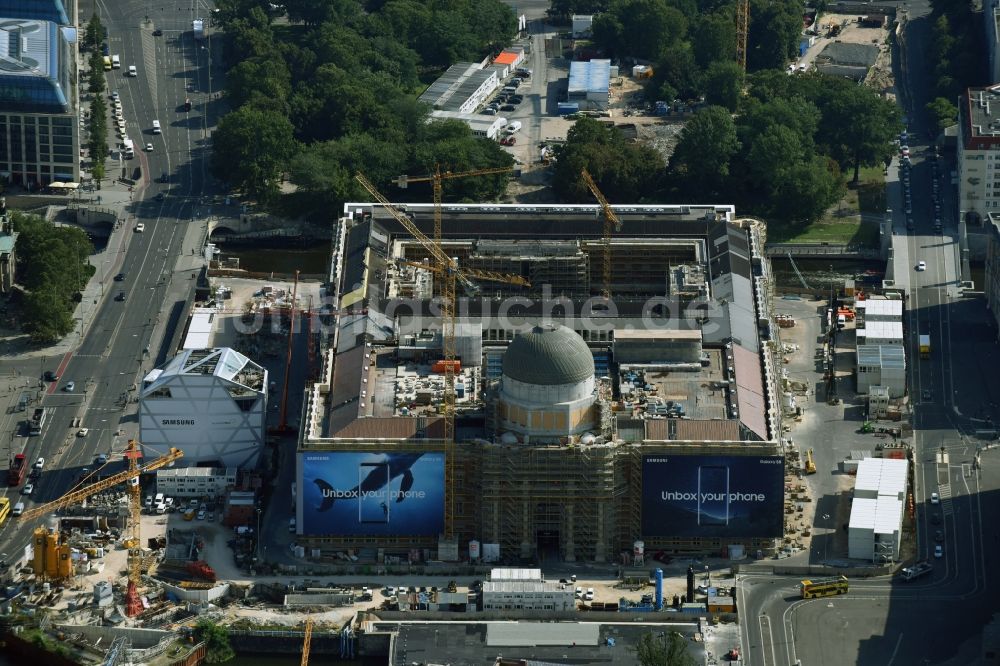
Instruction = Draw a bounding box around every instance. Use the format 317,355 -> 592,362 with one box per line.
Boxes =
155,467 -> 237,498
481,580 -> 575,611
856,344 -> 905,398
139,348 -> 268,468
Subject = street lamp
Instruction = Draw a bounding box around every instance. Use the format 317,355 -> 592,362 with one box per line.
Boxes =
705,565 -> 710,589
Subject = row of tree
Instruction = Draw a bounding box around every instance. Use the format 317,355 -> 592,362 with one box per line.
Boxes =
11,212 -> 94,343
924,0 -> 987,132
210,0 -> 519,208
84,15 -> 108,184
555,71 -> 901,230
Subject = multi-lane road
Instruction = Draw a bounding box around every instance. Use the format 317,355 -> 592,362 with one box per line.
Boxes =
739,1 -> 1000,663
0,3 -> 218,562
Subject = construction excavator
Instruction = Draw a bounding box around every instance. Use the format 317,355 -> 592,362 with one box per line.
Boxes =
805,449 -> 817,474
17,440 -> 183,615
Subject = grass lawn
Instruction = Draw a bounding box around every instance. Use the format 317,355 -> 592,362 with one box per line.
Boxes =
771,165 -> 885,246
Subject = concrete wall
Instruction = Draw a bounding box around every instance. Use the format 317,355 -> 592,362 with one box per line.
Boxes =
284,592 -> 353,606
160,580 -> 230,603
55,624 -> 173,649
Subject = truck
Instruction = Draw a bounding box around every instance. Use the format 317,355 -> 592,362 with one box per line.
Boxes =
900,561 -> 933,581
7,454 -> 26,486
28,407 -> 46,436
919,334 -> 931,359
123,137 -> 135,159
192,18 -> 205,40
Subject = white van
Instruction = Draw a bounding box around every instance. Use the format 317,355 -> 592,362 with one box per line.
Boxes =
123,137 -> 134,158
127,65 -> 137,77
505,120 -> 522,134
111,54 -> 121,69
12,501 -> 24,516
152,119 -> 161,134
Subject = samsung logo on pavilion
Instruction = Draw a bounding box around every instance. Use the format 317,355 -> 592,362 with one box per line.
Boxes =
161,419 -> 195,426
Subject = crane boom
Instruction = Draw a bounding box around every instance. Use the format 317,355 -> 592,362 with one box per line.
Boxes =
580,169 -> 623,299
301,617 -> 314,666
355,173 -> 527,539
396,165 -> 514,242
18,444 -> 184,522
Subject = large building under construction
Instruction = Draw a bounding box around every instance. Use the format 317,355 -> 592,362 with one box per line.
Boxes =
296,203 -> 786,563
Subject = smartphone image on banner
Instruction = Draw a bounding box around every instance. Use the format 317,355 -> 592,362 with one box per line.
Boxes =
697,465 -> 730,526
359,462 -> 390,524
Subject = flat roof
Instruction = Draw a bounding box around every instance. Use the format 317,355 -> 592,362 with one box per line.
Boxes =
857,299 -> 903,318
858,320 -> 903,340
430,110 -> 505,131
183,308 -> 217,349
850,497 -> 878,529
856,344 -> 905,369
568,59 -> 611,95
487,622 -> 598,646
490,567 -> 542,581
874,496 -> 903,534
615,329 -> 702,341
855,457 -> 908,496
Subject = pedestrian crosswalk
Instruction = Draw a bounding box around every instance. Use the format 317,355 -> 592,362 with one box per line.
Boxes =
937,483 -> 954,516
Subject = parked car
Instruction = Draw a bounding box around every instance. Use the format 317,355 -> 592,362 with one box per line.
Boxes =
500,104 -> 515,111
930,492 -> 940,504
76,428 -> 89,437
33,457 -> 45,469
197,509 -> 206,520
64,381 -> 75,392
21,483 -> 34,496
934,544 -> 943,558
934,529 -> 944,542
94,454 -> 108,465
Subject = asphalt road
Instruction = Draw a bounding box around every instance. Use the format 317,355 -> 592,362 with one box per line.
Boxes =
740,2 -> 1000,663
0,1 -> 219,564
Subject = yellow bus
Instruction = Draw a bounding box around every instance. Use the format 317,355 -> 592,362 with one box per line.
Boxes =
0,497 -> 10,526
800,575 -> 848,598
103,56 -> 112,71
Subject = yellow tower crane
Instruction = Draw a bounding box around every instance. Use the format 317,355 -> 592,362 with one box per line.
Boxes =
355,172 -> 529,538
301,617 -> 314,666
18,440 -> 183,614
396,165 -> 514,243
580,169 -> 623,299
736,0 -> 750,74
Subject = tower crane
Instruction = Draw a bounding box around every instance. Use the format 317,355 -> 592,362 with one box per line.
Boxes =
396,165 -> 514,243
301,617 -> 314,666
355,172 -> 529,538
19,440 -> 184,615
580,169 -> 623,299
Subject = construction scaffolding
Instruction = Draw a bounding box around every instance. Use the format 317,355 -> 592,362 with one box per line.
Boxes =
479,444 -> 618,562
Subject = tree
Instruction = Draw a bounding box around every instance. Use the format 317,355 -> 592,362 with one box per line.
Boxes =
592,0 -> 688,60
747,0 -> 801,71
21,288 -> 75,343
703,61 -> 743,111
634,630 -> 697,666
926,97 -> 958,133
691,11 -> 735,69
193,620 -> 235,664
667,105 -> 739,199
83,13 -> 106,52
88,50 -> 106,94
818,83 -> 901,183
211,106 -> 297,201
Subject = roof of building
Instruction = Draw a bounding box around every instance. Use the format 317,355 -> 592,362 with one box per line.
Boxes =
856,344 -> 905,369
816,42 -> 879,68
183,308 -> 217,349
962,85 -> 1000,149
0,0 -> 69,24
732,344 -> 768,441
858,320 -> 903,340
0,18 -> 72,113
156,466 -> 235,478
644,418 -> 742,441
502,324 -> 594,385
490,567 -> 542,581
849,496 -> 878,529
419,62 -> 482,109
494,51 -> 520,65
568,59 -> 610,95
614,329 -> 702,341
855,457 -> 908,496
857,298 -> 903,318
874,495 -> 903,534
430,110 -> 506,133
487,622 -> 599,646
331,416 -> 445,440
482,581 -> 568,594
142,348 -> 266,394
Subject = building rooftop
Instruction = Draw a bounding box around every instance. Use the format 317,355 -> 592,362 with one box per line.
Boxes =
856,344 -> 905,369
857,298 -> 903,319
0,0 -> 69,24
858,320 -> 903,341
418,62 -> 482,109
430,110 -> 505,133
0,18 -> 72,113
855,457 -> 908,497
490,567 -> 542,581
963,84 -> 1000,148
378,622 -> 706,665
568,58 -> 611,95
142,348 -> 266,394
816,41 -> 879,68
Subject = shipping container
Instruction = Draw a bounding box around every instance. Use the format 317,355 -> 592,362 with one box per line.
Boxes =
558,102 -> 580,115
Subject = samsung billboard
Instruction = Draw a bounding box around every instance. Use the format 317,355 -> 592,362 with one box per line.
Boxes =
642,455 -> 784,538
300,451 -> 445,536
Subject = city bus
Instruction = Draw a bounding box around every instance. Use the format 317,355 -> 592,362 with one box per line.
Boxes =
0,497 -> 10,526
799,575 -> 848,598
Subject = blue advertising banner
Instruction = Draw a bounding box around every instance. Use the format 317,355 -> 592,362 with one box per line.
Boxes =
300,451 -> 445,536
642,455 -> 784,538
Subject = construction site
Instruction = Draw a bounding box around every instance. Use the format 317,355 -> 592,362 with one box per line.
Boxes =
296,177 -> 789,565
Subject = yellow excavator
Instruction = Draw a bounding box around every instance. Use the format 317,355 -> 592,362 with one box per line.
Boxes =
805,449 -> 817,474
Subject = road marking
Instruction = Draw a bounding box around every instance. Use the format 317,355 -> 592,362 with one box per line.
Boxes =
758,613 -> 776,666
884,632 -> 904,666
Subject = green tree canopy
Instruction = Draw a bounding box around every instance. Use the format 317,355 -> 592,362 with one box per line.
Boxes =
211,106 -> 297,201
666,105 -> 740,200
194,620 -> 235,664
634,630 -> 697,666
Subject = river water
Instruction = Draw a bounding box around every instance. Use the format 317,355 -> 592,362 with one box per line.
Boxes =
213,245 -> 331,275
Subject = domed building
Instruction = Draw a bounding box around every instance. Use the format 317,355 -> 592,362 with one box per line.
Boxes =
497,324 -> 597,441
